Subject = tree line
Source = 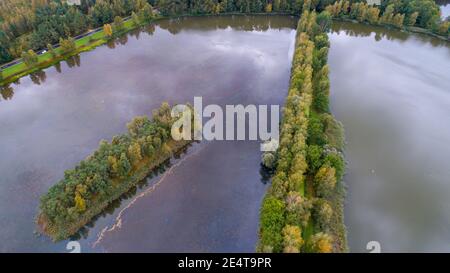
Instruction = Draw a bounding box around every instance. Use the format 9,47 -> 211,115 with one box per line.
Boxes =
326,0 -> 449,36
259,7 -> 347,253
38,102 -> 193,240
0,0 -> 153,64
1,0 -> 446,67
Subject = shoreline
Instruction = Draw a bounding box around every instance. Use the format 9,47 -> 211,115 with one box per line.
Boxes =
1,12 -> 447,87
37,139 -> 192,241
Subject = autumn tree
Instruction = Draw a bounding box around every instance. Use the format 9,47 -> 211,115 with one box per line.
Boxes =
307,232 -> 333,253
285,191 -> 312,228
392,13 -> 405,28
437,21 -> 450,36
367,7 -> 380,25
314,165 -> 336,198
59,37 -> 76,54
407,12 -> 419,26
128,142 -> 143,165
74,184 -> 87,213
21,50 -> 39,67
313,198 -> 333,230
104,24 -> 113,37
282,225 -> 303,253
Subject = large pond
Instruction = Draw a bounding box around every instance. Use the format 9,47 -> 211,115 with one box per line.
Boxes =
329,21 -> 450,252
0,15 -> 297,252
1,15 -> 450,253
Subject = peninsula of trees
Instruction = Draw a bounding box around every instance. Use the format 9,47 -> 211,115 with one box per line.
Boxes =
37,103 -> 193,241
259,8 -> 346,253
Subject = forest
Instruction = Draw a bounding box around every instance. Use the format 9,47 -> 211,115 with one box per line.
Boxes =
0,0 -> 447,67
259,8 -> 346,253
38,103 -> 193,240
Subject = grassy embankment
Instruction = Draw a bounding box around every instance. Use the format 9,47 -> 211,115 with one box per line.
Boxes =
258,10 -> 347,253
0,17 -> 154,86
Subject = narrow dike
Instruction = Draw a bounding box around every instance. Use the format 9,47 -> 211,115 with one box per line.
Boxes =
37,103 -> 194,241
258,10 -> 347,253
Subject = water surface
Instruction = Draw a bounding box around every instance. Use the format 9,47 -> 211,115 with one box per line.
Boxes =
0,15 -> 297,252
329,21 -> 450,252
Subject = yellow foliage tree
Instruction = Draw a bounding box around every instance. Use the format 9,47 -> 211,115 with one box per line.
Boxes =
103,24 -> 113,37
282,225 -> 303,253
308,232 -> 333,253
74,193 -> 86,212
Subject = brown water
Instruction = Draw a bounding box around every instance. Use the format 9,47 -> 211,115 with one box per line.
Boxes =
0,15 -> 297,252
329,21 -> 450,252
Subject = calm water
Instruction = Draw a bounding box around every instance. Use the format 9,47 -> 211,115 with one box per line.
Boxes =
0,15 -> 297,252
439,0 -> 450,19
2,15 -> 450,253
329,22 -> 450,252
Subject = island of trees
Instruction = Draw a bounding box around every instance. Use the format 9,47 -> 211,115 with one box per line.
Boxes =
37,103 -> 193,240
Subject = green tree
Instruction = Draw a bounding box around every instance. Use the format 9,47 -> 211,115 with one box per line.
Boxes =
307,145 -> 323,172
139,3 -> 154,22
108,155 -> 119,177
119,152 -> 131,177
21,50 -> 39,67
131,11 -> 140,26
313,198 -> 333,229
113,16 -> 125,32
316,11 -> 332,32
406,0 -> 441,29
262,152 -> 276,169
59,37 -> 76,54
47,43 -> 57,58
259,197 -> 285,253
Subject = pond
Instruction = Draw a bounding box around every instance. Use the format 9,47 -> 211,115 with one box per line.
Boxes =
329,21 -> 450,252
1,14 -> 449,253
0,15 -> 297,252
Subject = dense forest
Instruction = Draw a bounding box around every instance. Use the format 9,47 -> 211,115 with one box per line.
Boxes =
259,8 -> 346,253
38,103 -> 193,240
0,0 -> 447,66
